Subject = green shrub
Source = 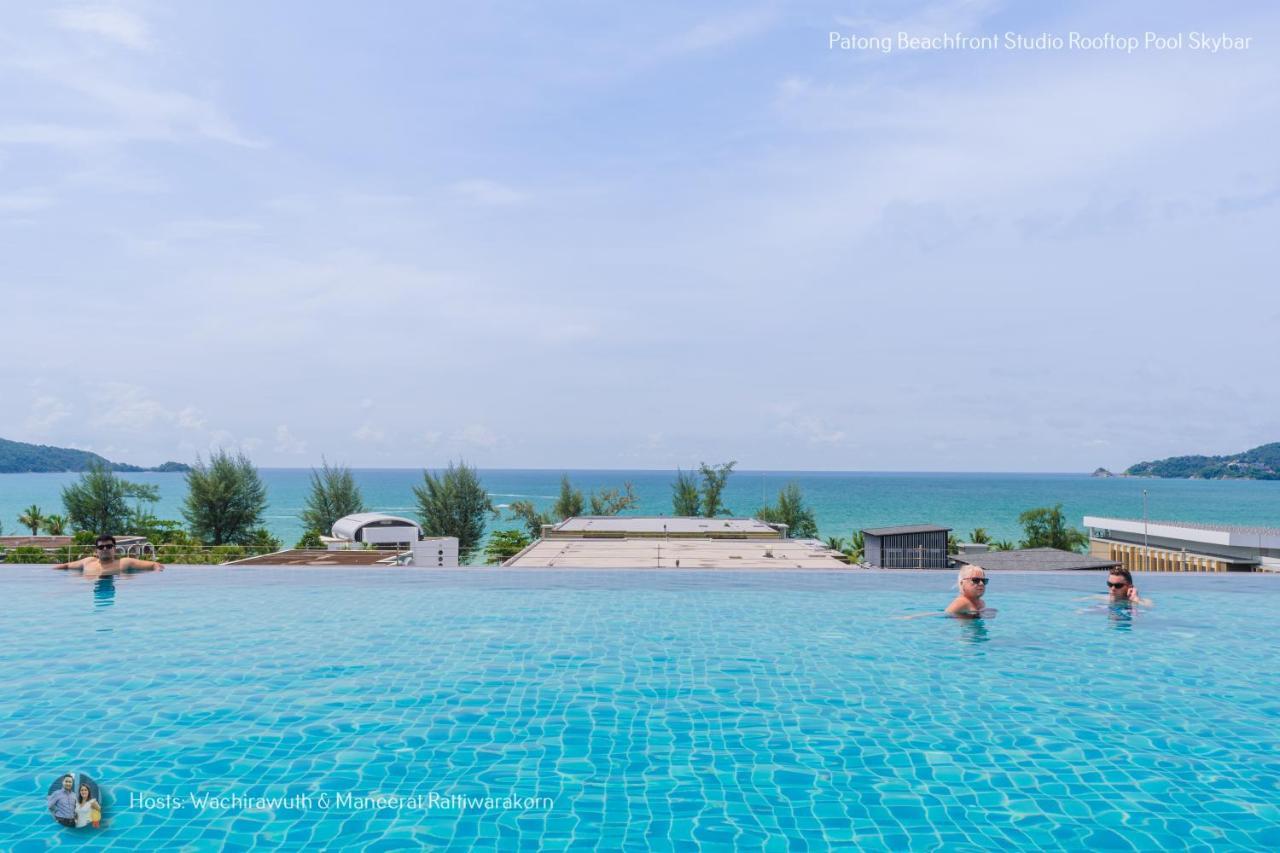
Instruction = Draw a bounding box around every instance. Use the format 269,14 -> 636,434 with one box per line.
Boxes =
5,545 -> 51,564
296,530 -> 324,549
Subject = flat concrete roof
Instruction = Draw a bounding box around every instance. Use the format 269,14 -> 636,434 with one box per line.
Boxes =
0,535 -> 145,548
1084,516 -> 1280,549
505,537 -> 849,569
0,535 -> 75,548
862,524 -> 951,537
952,548 -> 1119,572
548,516 -> 783,538
227,549 -> 404,567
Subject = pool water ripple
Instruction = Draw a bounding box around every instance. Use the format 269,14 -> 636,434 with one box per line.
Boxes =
1,567 -> 1277,850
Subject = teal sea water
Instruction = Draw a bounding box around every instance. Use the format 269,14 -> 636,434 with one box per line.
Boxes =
2,469 -> 1277,547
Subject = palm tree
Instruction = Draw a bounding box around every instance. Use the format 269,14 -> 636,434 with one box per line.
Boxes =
992,540 -> 1015,551
969,527 -> 991,544
845,531 -> 866,563
42,514 -> 67,536
824,536 -> 846,553
17,504 -> 45,536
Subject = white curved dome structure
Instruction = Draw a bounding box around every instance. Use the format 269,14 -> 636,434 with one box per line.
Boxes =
331,513 -> 423,546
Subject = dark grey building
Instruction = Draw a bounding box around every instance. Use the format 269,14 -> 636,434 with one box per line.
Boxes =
862,524 -> 951,568
951,548 -> 1120,572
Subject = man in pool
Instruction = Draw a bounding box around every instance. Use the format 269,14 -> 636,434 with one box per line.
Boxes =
946,565 -> 989,617
1104,568 -> 1152,607
51,535 -> 164,577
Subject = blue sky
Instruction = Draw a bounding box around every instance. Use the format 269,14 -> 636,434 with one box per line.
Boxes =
2,1 -> 1278,471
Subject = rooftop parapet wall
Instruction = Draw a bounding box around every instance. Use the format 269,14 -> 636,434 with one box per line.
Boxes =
546,516 -> 785,539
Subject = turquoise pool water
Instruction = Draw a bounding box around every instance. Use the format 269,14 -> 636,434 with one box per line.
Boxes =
2,567 -> 1277,850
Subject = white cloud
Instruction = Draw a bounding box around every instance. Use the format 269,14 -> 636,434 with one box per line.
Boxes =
0,54 -> 264,151
0,191 -> 56,214
663,8 -> 775,54
834,0 -> 1005,40
25,395 -> 70,431
776,414 -> 847,446
52,6 -> 152,50
274,424 -> 307,455
0,123 -> 122,150
176,406 -> 206,430
66,76 -> 265,148
93,383 -> 172,429
353,423 -> 385,443
454,424 -> 499,449
452,179 -> 529,206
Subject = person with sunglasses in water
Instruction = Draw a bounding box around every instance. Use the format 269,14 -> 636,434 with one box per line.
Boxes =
946,565 -> 991,617
1103,567 -> 1152,607
51,534 -> 164,577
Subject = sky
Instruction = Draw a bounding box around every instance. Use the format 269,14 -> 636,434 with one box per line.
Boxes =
2,1 -> 1278,471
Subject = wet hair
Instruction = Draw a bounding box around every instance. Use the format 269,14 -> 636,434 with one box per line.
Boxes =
95,534 -> 117,547
1109,567 -> 1133,585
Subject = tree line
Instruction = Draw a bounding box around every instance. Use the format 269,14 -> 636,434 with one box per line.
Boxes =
6,454 -> 1092,565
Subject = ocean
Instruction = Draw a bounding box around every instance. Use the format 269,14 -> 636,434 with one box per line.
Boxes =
2,469 -> 1278,549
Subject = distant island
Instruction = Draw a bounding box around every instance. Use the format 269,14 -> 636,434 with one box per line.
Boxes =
0,438 -> 191,474
1125,442 -> 1280,480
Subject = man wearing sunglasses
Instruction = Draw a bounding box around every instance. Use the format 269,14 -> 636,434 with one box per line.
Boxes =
52,535 -> 165,577
1105,568 -> 1151,607
946,566 -> 990,617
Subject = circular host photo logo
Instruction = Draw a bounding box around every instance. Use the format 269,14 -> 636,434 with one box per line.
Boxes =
46,772 -> 102,829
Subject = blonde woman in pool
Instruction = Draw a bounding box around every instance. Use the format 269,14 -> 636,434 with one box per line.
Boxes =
897,565 -> 993,620
946,565 -> 990,617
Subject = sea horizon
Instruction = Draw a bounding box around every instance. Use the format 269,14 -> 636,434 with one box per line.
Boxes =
4,468 -> 1276,550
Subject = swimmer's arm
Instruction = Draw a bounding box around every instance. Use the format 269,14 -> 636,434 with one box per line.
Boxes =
121,557 -> 164,572
51,558 -> 89,570
897,612 -> 938,620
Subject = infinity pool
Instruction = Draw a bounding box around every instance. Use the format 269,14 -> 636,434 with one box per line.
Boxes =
2,567 -> 1277,850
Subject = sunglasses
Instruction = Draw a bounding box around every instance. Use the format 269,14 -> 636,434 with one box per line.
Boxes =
96,544 -> 115,551
1107,581 -> 1128,589
964,577 -> 988,585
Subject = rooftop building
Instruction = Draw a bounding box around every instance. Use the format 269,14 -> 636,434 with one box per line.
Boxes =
226,549 -> 407,567
544,516 -> 785,539
861,524 -> 951,569
506,516 -> 846,568
0,534 -> 149,556
325,513 -> 423,550
952,547 -> 1119,572
504,537 -> 848,569
1083,516 -> 1279,572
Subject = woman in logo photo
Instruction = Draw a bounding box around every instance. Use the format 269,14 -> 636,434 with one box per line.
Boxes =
75,782 -> 101,829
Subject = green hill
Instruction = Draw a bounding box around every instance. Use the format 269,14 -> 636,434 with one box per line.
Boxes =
1125,442 -> 1280,480
0,438 -> 190,474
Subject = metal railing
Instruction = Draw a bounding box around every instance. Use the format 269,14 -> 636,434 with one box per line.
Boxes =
879,547 -> 949,569
2,543 -> 286,566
